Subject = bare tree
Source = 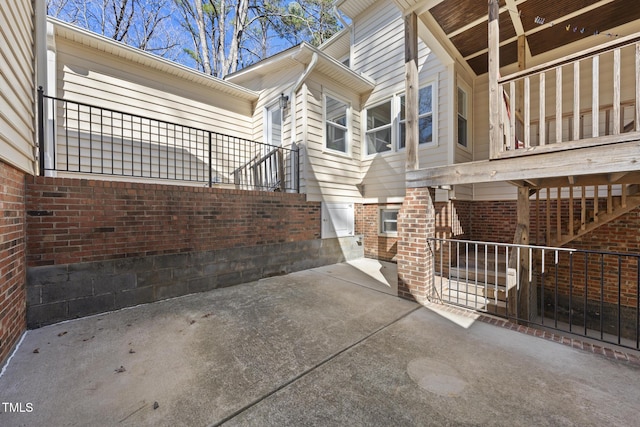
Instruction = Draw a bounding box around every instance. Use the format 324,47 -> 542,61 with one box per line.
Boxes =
276,0 -> 341,47
48,0 -> 183,60
50,0 -> 343,76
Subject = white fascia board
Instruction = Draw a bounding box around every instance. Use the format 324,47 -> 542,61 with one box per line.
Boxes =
229,43 -> 375,95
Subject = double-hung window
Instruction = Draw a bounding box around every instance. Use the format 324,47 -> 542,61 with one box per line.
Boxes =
457,86 -> 468,148
399,84 -> 433,149
365,101 -> 392,155
325,95 -> 349,153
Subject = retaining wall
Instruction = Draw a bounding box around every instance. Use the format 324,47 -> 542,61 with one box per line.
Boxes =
25,177 -> 362,327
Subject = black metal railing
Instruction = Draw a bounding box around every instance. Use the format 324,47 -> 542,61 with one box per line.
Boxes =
38,88 -> 300,192
430,238 -> 640,351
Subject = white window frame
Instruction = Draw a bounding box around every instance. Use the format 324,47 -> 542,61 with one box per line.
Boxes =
457,81 -> 472,151
364,99 -> 393,156
323,91 -> 351,156
379,206 -> 400,236
398,81 -> 437,151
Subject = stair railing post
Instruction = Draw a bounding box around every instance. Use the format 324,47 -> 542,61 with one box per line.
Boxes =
38,86 -> 45,176
208,131 -> 212,187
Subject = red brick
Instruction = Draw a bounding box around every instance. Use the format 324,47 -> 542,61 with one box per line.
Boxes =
0,161 -> 27,366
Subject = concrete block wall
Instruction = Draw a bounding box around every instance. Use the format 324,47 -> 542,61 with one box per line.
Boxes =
27,237 -> 362,327
24,177 -> 363,327
0,161 -> 27,365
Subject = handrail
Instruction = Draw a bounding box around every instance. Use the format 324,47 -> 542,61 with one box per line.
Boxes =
40,92 -> 300,192
499,32 -> 640,83
430,237 -> 640,350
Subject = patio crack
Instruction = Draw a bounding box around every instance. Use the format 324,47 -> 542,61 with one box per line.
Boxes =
209,304 -> 421,427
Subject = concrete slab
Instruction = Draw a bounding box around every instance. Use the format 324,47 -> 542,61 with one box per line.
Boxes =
227,304 -> 640,426
310,258 -> 398,296
1,260 -> 639,426
0,262 -> 416,426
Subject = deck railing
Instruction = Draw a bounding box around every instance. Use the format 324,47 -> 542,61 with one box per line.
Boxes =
430,238 -> 640,350
38,88 -> 300,192
494,32 -> 640,159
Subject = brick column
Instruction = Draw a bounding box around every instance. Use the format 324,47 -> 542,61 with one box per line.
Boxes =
397,186 -> 435,304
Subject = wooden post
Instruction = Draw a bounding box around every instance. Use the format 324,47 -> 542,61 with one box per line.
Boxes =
510,186 -> 530,322
488,0 -> 501,158
517,35 -> 526,120
405,12 -> 419,171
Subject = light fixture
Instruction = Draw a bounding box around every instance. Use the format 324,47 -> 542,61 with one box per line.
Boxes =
279,93 -> 289,110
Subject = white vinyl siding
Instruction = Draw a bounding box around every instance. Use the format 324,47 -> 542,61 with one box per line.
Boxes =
233,61 -> 302,146
52,35 -> 255,182
56,40 -> 253,135
353,0 -> 449,201
303,76 -> 362,203
0,0 -> 35,174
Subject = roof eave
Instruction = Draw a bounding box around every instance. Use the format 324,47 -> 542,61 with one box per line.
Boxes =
48,17 -> 260,102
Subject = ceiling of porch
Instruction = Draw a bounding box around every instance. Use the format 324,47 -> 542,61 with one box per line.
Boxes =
419,0 -> 640,75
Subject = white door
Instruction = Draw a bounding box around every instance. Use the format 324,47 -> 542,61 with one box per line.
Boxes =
266,103 -> 282,148
262,103 -> 283,189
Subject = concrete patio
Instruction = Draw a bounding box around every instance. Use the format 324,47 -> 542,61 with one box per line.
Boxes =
1,259 -> 639,426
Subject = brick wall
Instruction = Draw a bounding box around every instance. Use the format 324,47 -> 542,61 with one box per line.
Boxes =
357,204 -> 399,262
543,206 -> 640,307
26,177 -> 320,266
357,200 -> 470,263
0,161 -> 27,365
467,197 -> 639,337
24,177 -> 364,326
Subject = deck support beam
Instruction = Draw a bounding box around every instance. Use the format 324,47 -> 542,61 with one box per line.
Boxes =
509,186 -> 530,322
489,0 -> 501,158
405,11 -> 419,171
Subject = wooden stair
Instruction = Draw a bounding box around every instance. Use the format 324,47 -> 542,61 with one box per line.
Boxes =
544,184 -> 640,247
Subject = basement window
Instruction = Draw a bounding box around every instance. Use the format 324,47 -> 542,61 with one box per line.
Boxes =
379,207 -> 399,235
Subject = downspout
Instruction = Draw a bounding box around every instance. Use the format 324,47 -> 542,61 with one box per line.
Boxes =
34,1 -> 47,176
289,50 -> 318,193
332,5 -> 349,29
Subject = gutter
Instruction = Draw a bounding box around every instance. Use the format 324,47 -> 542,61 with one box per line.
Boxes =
292,50 -> 318,94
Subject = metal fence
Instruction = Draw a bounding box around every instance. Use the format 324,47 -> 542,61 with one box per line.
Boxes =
430,238 -> 640,351
38,88 -> 300,192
